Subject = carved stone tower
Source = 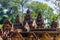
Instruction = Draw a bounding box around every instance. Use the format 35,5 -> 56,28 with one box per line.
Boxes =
36,12 -> 45,28
2,19 -> 12,36
13,15 -> 23,32
50,21 -> 58,28
23,9 -> 33,29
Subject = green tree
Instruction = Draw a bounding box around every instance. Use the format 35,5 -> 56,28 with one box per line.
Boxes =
27,1 -> 54,27
0,0 -> 31,23
0,0 -> 20,23
45,0 -> 60,13
20,0 -> 31,20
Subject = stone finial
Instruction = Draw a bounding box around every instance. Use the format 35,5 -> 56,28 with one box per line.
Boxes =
4,19 -> 12,27
36,12 -> 44,28
51,21 -> 58,28
14,15 -> 23,30
3,19 -> 12,31
15,15 -> 20,23
26,9 -> 30,13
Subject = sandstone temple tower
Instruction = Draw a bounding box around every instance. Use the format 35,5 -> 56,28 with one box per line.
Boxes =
23,9 -> 33,29
36,12 -> 45,28
2,19 -> 12,38
50,21 -> 58,28
13,15 -> 23,32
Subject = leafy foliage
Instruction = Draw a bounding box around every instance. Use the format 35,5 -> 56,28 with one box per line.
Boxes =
27,1 -> 55,27
0,0 -> 20,23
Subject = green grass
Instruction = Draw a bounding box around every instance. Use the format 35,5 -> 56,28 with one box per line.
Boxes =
0,24 -> 3,29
